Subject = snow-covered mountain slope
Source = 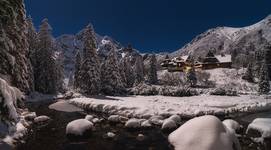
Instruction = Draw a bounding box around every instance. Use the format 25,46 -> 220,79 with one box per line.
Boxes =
171,15 -> 271,57
55,32 -> 140,78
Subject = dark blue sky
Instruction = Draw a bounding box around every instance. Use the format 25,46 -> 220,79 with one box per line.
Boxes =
25,0 -> 271,53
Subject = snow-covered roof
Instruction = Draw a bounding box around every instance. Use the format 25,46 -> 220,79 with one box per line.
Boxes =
216,55 -> 231,63
181,56 -> 189,61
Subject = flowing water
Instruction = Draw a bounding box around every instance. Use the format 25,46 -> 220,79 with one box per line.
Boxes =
16,100 -> 271,150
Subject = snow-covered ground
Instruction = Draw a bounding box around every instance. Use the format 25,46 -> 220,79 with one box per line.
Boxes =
69,95 -> 271,118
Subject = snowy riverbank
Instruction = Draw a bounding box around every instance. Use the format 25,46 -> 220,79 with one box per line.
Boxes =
69,95 -> 271,118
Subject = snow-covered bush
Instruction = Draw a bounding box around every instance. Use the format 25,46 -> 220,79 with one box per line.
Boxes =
130,83 -> 159,95
66,119 -> 93,138
197,71 -> 216,88
159,72 -> 185,86
210,86 -> 238,96
159,86 -> 198,97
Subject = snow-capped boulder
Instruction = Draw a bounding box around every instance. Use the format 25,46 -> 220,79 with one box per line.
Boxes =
23,112 -> 37,121
149,115 -> 164,126
223,119 -> 241,133
246,118 -> 271,138
141,120 -> 152,128
85,115 -> 94,121
168,115 -> 241,150
125,118 -> 141,128
106,132 -> 116,138
92,118 -> 100,123
34,116 -> 51,124
66,119 -> 94,138
162,119 -> 177,130
108,115 -> 120,123
169,115 -> 181,124
136,134 -> 145,141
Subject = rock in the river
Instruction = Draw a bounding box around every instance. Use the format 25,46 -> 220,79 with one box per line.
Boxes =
107,132 -> 116,138
136,134 -> 145,141
149,115 -> 164,126
23,112 -> 37,121
85,115 -> 94,121
141,120 -> 152,128
108,115 -> 120,123
34,116 -> 50,124
169,115 -> 241,150
66,119 -> 94,138
223,119 -> 241,133
162,118 -> 177,130
92,118 -> 100,123
169,115 -> 181,124
125,118 -> 141,128
246,118 -> 271,150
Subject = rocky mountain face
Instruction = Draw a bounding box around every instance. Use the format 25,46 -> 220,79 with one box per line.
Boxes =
55,32 -> 140,78
171,15 -> 271,58
0,0 -> 33,93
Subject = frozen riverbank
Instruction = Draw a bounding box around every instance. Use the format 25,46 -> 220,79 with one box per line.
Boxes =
69,95 -> 271,118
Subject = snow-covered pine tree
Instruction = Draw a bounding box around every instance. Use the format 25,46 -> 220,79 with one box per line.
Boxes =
101,42 -> 124,95
242,63 -> 254,83
123,57 -> 135,88
147,54 -> 158,84
0,0 -> 34,93
73,51 -> 82,89
35,19 -> 58,94
264,43 -> 271,80
26,16 -> 38,67
186,67 -> 197,87
119,58 -> 128,87
258,61 -> 270,94
134,55 -> 145,85
77,24 -> 101,95
55,51 -> 65,92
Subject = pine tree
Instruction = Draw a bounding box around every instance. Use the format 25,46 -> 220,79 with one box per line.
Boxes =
242,63 -> 254,83
264,43 -> 271,80
77,24 -> 101,95
148,54 -> 158,84
119,58 -> 128,87
186,67 -> 197,87
258,62 -> 270,94
55,51 -> 65,92
134,55 -> 144,85
101,42 -> 124,95
35,19 -> 58,94
123,57 -> 135,87
73,51 -> 82,89
26,16 -> 38,67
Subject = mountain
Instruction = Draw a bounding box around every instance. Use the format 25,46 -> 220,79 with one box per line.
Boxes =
171,15 -> 271,58
55,31 -> 140,78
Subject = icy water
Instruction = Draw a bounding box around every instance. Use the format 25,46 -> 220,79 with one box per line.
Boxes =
16,100 -> 269,150
17,100 -> 172,150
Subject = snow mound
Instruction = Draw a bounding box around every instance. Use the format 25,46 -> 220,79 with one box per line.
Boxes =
125,118 -> 141,128
66,119 -> 94,136
169,115 -> 181,124
34,116 -> 51,123
246,118 -> 271,138
223,119 -> 240,132
108,115 -> 121,123
168,115 -> 241,150
49,100 -> 83,112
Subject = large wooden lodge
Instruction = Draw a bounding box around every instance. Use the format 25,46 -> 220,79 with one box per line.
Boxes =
161,51 -> 232,72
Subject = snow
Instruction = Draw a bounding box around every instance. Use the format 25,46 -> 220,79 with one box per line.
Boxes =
0,78 -> 23,121
69,95 -> 271,119
106,132 -> 116,138
222,119 -> 240,132
125,118 -> 141,128
168,115 -> 241,150
66,119 -> 94,136
247,118 -> 271,138
169,115 -> 181,123
49,100 -> 83,112
215,55 -> 231,63
108,115 -> 121,123
141,120 -> 152,128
